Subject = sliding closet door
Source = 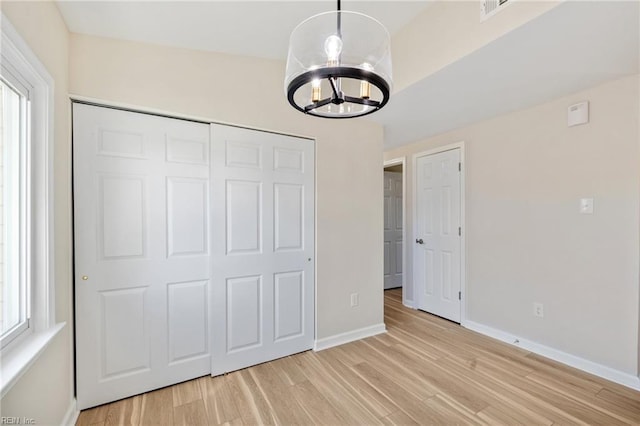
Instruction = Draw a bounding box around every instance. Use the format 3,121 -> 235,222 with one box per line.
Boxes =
210,124 -> 315,375
74,104 -> 211,409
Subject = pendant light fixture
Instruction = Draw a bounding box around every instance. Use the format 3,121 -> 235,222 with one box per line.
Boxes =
285,0 -> 392,119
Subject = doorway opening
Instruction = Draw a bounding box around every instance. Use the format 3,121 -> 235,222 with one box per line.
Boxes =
383,158 -> 406,304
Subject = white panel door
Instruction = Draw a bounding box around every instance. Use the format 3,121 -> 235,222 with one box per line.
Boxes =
211,124 -> 314,376
74,104 -> 211,409
384,171 -> 403,289
414,149 -> 461,322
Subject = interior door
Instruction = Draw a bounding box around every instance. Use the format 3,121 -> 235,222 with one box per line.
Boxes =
384,171 -> 403,289
210,124 -> 315,376
74,104 -> 211,409
414,148 -> 461,322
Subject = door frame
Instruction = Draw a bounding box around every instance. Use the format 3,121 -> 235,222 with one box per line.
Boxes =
383,157 -> 407,306
412,142 -> 467,325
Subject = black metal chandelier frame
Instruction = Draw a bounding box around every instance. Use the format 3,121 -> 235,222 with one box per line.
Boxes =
286,66 -> 390,118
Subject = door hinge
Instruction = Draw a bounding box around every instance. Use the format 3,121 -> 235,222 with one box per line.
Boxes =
458,291 -> 461,300
458,162 -> 461,172
458,226 -> 461,236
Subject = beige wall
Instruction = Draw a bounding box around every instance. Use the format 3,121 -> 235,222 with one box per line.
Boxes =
392,0 -> 560,92
0,1 -> 73,424
385,75 -> 640,374
69,34 -> 385,340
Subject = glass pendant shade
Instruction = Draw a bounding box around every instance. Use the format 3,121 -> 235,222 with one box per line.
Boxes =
285,10 -> 392,118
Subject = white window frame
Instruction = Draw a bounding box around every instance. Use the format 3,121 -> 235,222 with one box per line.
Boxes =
1,65 -> 31,349
0,13 -> 63,398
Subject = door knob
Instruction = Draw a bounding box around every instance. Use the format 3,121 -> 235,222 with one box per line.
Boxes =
415,238 -> 424,244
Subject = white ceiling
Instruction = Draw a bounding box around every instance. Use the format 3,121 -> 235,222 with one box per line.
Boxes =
57,1 -> 639,149
56,1 -> 431,60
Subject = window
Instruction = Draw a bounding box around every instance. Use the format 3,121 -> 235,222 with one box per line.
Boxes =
0,71 -> 30,348
0,13 -> 61,396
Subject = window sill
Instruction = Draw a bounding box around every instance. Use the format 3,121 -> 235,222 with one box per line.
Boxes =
0,322 -> 65,398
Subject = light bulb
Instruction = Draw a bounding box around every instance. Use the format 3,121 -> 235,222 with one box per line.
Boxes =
311,79 -> 321,102
360,80 -> 371,99
360,63 -> 373,99
324,35 -> 343,62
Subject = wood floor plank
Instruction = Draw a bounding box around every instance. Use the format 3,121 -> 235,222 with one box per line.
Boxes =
381,325 -> 449,361
422,395 -> 484,425
381,410 -> 420,426
314,347 -> 399,418
477,405 -> 529,425
595,388 -> 640,422
219,418 -> 243,426
77,288 -> 640,426
248,362 -> 313,425
198,375 -> 240,424
104,396 -> 142,426
172,400 -> 207,426
523,351 -> 616,393
269,355 -> 307,386
596,380 -> 640,402
226,369 -> 276,426
290,380 -> 348,425
294,351 -> 385,425
172,379 -> 202,407
349,340 -> 438,400
76,403 -> 111,426
432,356 -> 556,425
362,338 -> 489,412
139,386 -> 174,426
525,371 -> 640,425
326,343 -> 368,366
439,355 -> 622,425
351,361 -> 452,425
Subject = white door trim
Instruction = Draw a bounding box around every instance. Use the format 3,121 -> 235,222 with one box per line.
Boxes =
383,157 -> 408,307
411,142 -> 466,325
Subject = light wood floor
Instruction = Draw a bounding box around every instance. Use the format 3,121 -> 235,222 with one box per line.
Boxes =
77,289 -> 640,425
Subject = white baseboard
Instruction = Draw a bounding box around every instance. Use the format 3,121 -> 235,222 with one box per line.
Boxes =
463,320 -> 640,391
61,397 -> 79,426
314,323 -> 386,351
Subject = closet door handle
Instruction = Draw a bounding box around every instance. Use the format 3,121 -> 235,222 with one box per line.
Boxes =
415,238 -> 424,245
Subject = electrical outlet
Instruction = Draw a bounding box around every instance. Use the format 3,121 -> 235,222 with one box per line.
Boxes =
350,293 -> 359,307
533,302 -> 544,318
580,197 -> 594,214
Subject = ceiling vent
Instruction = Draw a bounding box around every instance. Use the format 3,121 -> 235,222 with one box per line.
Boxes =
481,0 -> 511,20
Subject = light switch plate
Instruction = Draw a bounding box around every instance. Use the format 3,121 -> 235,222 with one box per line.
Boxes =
580,198 -> 594,214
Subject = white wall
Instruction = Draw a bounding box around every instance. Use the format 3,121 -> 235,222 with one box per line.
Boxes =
0,1 -> 74,424
392,0 -> 561,92
385,75 -> 640,375
69,33 -> 385,340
